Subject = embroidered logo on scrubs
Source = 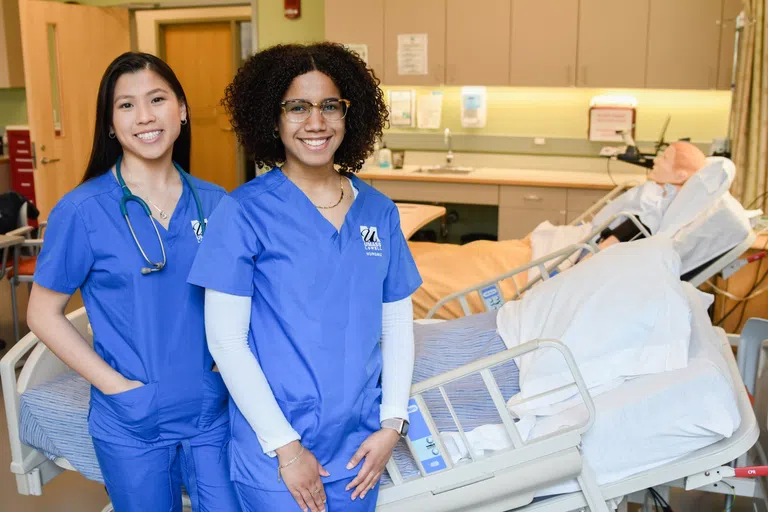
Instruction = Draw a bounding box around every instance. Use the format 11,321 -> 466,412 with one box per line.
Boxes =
190,219 -> 207,243
360,225 -> 382,257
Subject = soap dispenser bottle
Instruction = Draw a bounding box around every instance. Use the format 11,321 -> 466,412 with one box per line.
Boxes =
377,141 -> 392,168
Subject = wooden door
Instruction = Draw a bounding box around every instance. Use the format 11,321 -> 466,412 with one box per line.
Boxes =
717,0 -> 744,90
384,0 -> 446,85
509,0 -> 578,87
646,0 -> 723,89
163,22 -> 237,192
577,0 -> 650,88
446,0 -> 510,85
19,1 -> 130,217
325,0 -> 385,81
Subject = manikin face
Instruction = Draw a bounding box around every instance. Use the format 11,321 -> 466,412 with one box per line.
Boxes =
648,146 -> 685,185
278,71 -> 346,171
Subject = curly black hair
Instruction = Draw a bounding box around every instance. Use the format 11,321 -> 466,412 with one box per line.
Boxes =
222,42 -> 388,173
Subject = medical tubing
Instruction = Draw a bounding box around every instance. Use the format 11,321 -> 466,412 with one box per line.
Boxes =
277,445 -> 305,482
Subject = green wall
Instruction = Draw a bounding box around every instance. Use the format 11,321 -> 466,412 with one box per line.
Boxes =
0,88 -> 27,129
257,0 -> 324,48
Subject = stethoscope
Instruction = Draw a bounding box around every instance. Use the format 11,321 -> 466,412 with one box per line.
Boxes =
115,154 -> 206,275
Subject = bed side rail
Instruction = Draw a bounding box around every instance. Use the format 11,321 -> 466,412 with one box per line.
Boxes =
568,181 -> 638,227
385,338 -> 596,488
425,211 -> 649,319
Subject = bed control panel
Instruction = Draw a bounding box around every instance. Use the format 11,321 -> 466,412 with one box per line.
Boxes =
407,398 -> 448,475
480,285 -> 504,311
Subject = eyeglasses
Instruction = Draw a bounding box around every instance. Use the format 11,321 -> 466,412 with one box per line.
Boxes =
280,99 -> 351,123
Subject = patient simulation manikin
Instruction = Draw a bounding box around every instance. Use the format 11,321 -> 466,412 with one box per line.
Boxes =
594,141 -> 707,250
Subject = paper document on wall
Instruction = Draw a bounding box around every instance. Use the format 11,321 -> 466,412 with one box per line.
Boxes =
344,43 -> 369,65
417,91 -> 443,129
389,90 -> 416,127
398,34 -> 428,75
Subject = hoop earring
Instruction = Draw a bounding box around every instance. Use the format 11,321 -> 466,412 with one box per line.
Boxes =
272,129 -> 280,139
108,131 -> 116,139
180,118 -> 187,126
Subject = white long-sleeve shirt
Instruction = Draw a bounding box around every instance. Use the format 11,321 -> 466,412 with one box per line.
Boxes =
204,289 -> 414,455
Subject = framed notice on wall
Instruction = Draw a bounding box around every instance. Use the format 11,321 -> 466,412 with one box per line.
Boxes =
587,95 -> 637,143
588,106 -> 636,142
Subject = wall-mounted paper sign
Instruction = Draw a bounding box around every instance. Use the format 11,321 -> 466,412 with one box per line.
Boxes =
417,91 -> 443,129
389,89 -> 416,127
588,95 -> 637,142
397,34 -> 428,76
344,43 -> 369,65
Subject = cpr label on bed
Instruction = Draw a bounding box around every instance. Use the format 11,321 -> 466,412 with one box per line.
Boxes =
406,398 -> 447,474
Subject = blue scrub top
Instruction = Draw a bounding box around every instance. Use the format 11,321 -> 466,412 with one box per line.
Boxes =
34,170 -> 229,447
187,168 -> 422,491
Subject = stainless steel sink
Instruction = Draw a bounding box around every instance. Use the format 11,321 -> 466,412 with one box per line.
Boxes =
414,165 -> 475,174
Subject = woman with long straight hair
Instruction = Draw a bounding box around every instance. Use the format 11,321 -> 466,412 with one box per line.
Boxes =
27,52 -> 240,511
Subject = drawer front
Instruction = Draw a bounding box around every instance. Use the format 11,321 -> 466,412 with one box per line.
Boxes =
14,176 -> 36,201
566,188 -> 609,213
10,156 -> 34,171
499,186 -> 566,211
371,180 -> 498,205
498,207 -> 566,240
9,143 -> 32,160
7,131 -> 31,154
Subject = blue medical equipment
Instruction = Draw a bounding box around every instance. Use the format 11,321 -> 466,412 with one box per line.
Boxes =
115,154 -> 206,274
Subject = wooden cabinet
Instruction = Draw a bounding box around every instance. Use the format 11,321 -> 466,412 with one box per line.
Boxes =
646,0 -> 722,89
498,208 -> 566,240
498,185 -> 567,239
577,0 -> 650,88
0,0 -> 25,88
446,0 -> 511,85
509,0 -> 578,87
324,0 -> 385,81
717,0 -> 744,90
384,0 -> 446,85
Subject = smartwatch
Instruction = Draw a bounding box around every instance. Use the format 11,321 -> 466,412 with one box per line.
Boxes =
381,417 -> 410,437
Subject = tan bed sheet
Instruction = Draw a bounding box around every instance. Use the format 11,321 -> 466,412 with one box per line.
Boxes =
410,236 -> 532,319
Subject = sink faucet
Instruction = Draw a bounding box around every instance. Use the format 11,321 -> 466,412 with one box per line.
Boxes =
444,128 -> 454,165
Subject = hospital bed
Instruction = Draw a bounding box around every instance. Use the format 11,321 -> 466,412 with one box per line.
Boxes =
3,246 -> 767,512
376,246 -> 768,511
414,181 -> 756,319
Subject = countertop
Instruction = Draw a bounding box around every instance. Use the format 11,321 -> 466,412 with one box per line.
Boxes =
358,165 -> 646,190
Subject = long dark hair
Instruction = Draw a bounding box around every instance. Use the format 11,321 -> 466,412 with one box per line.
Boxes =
81,52 -> 191,183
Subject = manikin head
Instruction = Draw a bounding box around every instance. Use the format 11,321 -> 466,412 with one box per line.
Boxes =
648,141 -> 707,187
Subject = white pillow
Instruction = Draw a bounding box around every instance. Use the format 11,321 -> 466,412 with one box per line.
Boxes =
497,236 -> 692,417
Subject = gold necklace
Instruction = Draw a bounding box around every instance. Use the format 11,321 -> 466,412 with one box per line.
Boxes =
126,165 -> 170,219
314,175 -> 344,209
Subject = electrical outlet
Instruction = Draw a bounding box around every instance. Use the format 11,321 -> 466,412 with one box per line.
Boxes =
599,146 -> 620,157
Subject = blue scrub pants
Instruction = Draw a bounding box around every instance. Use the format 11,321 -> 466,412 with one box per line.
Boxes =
93,424 -> 240,512
234,478 -> 380,512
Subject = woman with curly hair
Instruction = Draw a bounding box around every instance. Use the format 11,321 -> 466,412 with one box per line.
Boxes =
188,43 -> 422,512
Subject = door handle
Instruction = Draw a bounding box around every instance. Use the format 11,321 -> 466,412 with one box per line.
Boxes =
40,157 -> 60,165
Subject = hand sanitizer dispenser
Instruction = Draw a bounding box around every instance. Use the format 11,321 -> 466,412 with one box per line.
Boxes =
460,86 -> 487,129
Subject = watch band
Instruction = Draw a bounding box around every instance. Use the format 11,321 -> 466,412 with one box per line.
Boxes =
381,417 -> 409,437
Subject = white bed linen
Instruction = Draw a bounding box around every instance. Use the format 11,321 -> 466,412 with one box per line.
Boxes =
498,237 -> 692,424
439,285 -> 740,496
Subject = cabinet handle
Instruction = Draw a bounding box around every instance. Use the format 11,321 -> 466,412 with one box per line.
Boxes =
523,194 -> 543,202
